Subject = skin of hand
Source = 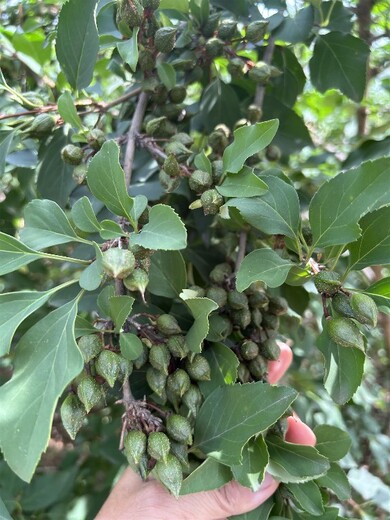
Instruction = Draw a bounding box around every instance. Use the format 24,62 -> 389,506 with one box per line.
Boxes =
96,342 -> 316,520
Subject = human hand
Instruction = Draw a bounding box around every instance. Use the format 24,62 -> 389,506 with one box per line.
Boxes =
96,342 -> 316,520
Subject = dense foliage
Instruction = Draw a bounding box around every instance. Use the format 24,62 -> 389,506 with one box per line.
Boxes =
0,0 -> 389,518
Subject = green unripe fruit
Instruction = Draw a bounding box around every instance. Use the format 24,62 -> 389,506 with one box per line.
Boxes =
29,113 -> 56,137
188,285 -> 206,297
248,355 -> 268,379
202,12 -> 220,37
249,291 -> 269,309
211,160 -> 224,184
61,144 -> 84,165
159,170 -> 181,192
149,344 -> 171,375
118,356 -> 133,382
231,307 -> 251,329
77,376 -> 104,413
350,293 -> 378,327
134,342 -> 149,369
86,129 -> 106,150
189,169 -> 213,193
77,334 -> 102,363
268,296 -> 288,316
251,308 -> 263,328
206,286 -> 228,307
246,20 -> 268,42
116,0 -> 144,28
332,293 -> 354,319
327,317 -> 365,350
217,19 -> 237,40
314,271 -> 342,296
142,76 -> 160,93
156,314 -> 181,336
123,268 -> 149,300
159,103 -> 183,121
139,49 -> 156,71
142,0 -> 160,10
146,366 -> 167,398
228,290 -> 249,310
151,84 -> 169,104
182,384 -> 203,417
170,441 -> 189,468
171,132 -> 194,147
208,129 -> 229,154
72,163 -> 88,184
166,335 -> 189,359
227,57 -> 245,78
240,340 -> 259,361
148,431 -> 170,462
163,154 -> 181,177
262,313 -> 279,331
146,116 -> 176,138
169,86 -> 187,104
265,145 -> 282,162
167,369 -> 191,398
185,354 -> 211,381
247,104 -> 263,123
166,414 -> 193,444
201,189 -> 224,215
248,61 -> 272,84
102,248 -> 136,279
95,350 -> 121,387
124,430 -> 147,465
154,453 -> 183,497
259,339 -> 281,361
238,362 -> 252,383
154,27 -> 177,53
61,394 -> 86,440
205,37 -> 224,58
209,262 -> 232,285
164,141 -> 192,162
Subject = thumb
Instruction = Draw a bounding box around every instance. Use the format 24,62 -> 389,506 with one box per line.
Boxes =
177,473 -> 278,519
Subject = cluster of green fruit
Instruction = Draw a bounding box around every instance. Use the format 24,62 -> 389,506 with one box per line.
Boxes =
314,270 -> 378,350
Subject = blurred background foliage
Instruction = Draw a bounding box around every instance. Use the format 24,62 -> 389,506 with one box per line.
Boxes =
0,0 -> 389,518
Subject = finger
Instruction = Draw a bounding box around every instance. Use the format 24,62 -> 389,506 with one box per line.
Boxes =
285,415 -> 316,446
267,341 -> 293,384
176,473 -> 278,520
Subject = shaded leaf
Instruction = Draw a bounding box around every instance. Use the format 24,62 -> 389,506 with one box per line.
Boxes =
199,343 -> 239,398
362,277 -> 390,313
57,92 -> 83,130
109,295 -> 135,332
0,131 -> 15,174
316,462 -> 351,501
313,425 -> 351,461
180,291 -> 218,353
0,299 -> 83,482
194,151 -> 212,175
273,6 -> 314,44
180,458 -> 232,495
236,249 -> 294,292
120,333 -> 144,360
117,28 -> 139,72
231,436 -> 269,491
157,62 -> 176,90
286,481 -> 324,516
272,46 -> 306,107
148,251 -> 187,298
194,80 -> 241,133
194,383 -> 297,466
228,498 -> 274,520
56,0 -> 99,89
0,496 -> 12,520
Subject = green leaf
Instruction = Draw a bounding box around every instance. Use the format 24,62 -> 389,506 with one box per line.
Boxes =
272,46 -> 306,107
194,150 -> 212,175
180,291 -> 218,353
273,6 -> 314,44
286,481 -> 324,516
148,251 -> 187,298
157,62 -> 177,90
313,425 -> 351,461
194,383 -> 297,466
231,436 -> 269,491
0,495 -> 12,520
0,131 -> 15,174
0,281 -> 76,356
117,28 -> 139,72
0,232 -> 44,276
79,260 -> 104,291
120,333 -> 144,361
348,207 -> 390,270
71,196 -> 102,233
75,315 -> 98,337
266,435 -> 330,483
310,32 -> 369,102
199,343 -> 239,397
56,0 -> 99,90
100,219 -> 124,239
217,167 -> 268,198
317,327 -> 365,404
229,498 -> 274,520
223,120 -> 279,174
57,92 -> 83,130
309,157 -> 390,248
131,205 -> 187,250
129,195 -> 148,224
20,199 -> 86,250
159,0 -> 189,11
316,462 -> 351,501
87,140 -> 135,223
362,277 -> 390,313
97,285 -> 115,317
224,175 -> 300,239
180,458 -> 232,495
196,80 -> 241,133
109,295 -> 135,332
0,298 -> 83,482
236,249 -> 294,292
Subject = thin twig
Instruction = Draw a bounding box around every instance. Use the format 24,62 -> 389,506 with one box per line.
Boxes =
254,36 -> 276,108
235,231 -> 248,272
123,91 -> 149,186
